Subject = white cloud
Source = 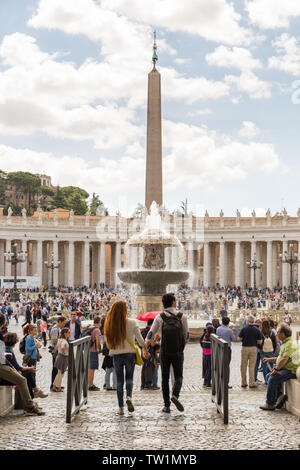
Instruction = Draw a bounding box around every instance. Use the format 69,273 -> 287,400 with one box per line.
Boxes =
245,0 -> 300,29
225,71 -> 272,99
239,121 -> 260,139
269,34 -> 300,76
162,121 -> 281,190
187,108 -> 213,117
0,145 -> 145,195
29,0 -> 254,46
206,45 -> 262,71
0,120 -> 284,206
162,67 -> 230,103
0,31 -> 232,146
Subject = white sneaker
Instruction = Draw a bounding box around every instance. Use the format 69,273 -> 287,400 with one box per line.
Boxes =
34,389 -> 48,399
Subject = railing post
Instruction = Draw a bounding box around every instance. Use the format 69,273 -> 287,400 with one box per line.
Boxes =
211,334 -> 229,424
66,336 -> 91,424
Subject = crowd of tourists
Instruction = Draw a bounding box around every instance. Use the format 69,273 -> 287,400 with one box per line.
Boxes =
1,284 -> 300,417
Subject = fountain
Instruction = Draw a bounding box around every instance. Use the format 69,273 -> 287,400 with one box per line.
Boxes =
117,202 -> 190,314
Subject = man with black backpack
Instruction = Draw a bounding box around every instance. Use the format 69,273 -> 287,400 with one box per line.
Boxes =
145,293 -> 189,413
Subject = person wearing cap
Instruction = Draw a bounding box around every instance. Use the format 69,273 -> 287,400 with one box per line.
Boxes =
260,323 -> 300,411
238,315 -> 262,388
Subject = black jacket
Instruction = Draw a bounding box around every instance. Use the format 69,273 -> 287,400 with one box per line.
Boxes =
65,320 -> 81,340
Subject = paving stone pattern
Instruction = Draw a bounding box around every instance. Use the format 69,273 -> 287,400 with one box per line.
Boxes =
0,322 -> 299,450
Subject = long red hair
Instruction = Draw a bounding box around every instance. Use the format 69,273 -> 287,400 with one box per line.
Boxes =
104,300 -> 128,349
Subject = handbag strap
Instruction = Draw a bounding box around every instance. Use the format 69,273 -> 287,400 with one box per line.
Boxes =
125,337 -> 136,350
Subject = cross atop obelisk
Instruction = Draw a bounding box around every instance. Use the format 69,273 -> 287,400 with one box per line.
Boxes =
145,31 -> 163,211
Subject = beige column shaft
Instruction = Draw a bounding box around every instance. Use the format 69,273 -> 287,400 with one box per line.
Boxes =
53,240 -> 59,287
36,241 -> 43,285
282,240 -> 288,288
115,242 -> 121,287
99,242 -> 106,285
203,242 -> 210,287
68,241 -> 74,288
251,241 -> 256,288
5,240 -> 11,276
187,242 -> 194,287
267,241 -> 273,288
21,240 -> 27,277
235,241 -> 241,287
219,241 -> 225,288
83,241 -> 90,287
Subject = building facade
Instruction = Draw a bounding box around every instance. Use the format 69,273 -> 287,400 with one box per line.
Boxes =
1,208 -> 300,289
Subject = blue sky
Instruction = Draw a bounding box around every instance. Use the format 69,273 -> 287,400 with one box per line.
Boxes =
0,0 -> 300,217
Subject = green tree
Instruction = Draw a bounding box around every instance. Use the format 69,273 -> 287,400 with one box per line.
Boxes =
0,170 -> 7,206
89,192 -> 108,215
62,186 -> 89,201
52,186 -> 67,209
67,192 -> 88,215
7,171 -> 41,213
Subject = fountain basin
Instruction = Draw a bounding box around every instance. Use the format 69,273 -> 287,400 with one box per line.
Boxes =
117,269 -> 190,296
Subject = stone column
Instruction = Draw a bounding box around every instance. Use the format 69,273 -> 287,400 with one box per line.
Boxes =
37,240 -> 43,286
282,240 -> 288,288
203,242 -> 210,287
219,241 -> 225,288
99,242 -> 106,286
83,241 -> 90,287
0,241 -> 4,277
272,242 -> 278,287
20,240 -> 27,277
68,241 -> 74,288
5,240 -> 11,276
115,241 -> 121,287
251,240 -> 256,288
187,242 -> 194,287
267,241 -> 273,288
235,241 -> 241,287
53,240 -> 59,287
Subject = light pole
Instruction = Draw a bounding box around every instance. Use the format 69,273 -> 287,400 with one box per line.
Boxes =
280,243 -> 300,303
44,251 -> 60,297
4,242 -> 27,302
246,253 -> 263,298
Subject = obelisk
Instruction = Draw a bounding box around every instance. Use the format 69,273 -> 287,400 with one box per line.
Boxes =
145,32 -> 163,211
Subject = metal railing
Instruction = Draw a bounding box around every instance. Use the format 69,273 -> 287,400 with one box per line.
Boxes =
211,334 -> 229,424
66,336 -> 91,424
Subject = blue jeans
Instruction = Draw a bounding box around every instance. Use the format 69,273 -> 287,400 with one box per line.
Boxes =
113,353 -> 136,408
266,369 -> 296,405
254,351 -> 261,381
203,355 -> 211,386
260,351 -> 274,381
152,367 -> 158,388
105,367 -> 117,389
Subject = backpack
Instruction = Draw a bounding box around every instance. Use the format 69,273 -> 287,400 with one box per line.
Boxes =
82,326 -> 98,346
160,312 -> 185,355
263,335 -> 274,353
19,335 -> 28,354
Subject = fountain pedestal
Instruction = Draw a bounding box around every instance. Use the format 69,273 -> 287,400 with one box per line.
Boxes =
117,202 -> 190,314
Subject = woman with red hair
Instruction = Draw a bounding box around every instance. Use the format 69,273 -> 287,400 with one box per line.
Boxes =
104,300 -> 146,415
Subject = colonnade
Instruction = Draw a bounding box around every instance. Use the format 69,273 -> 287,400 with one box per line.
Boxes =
0,237 -> 299,289
188,239 -> 300,288
0,239 -> 124,288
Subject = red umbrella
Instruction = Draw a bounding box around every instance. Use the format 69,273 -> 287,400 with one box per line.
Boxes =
136,311 -> 161,321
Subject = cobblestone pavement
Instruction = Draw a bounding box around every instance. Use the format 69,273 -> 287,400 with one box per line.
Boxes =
0,321 -> 299,450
